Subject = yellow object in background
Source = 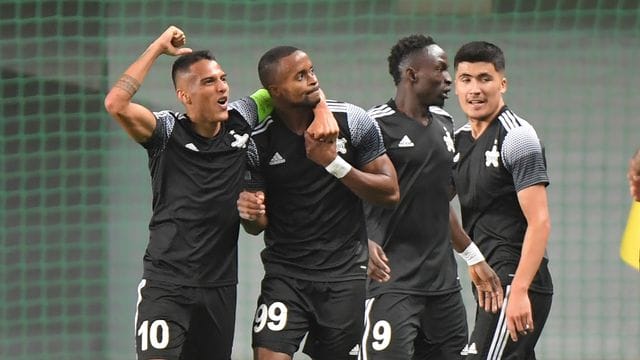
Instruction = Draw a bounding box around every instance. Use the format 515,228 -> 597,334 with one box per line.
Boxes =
621,202 -> 640,270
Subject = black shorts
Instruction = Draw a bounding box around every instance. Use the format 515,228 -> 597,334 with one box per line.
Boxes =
463,285 -> 552,360
251,275 -> 365,360
361,292 -> 468,360
135,279 -> 237,360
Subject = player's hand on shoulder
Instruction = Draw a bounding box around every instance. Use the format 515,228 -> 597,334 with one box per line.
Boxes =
469,262 -> 503,313
237,190 -> 266,221
154,26 -> 193,57
367,240 -> 391,282
308,89 -> 339,142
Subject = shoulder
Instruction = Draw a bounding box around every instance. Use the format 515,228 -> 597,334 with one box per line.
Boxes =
454,122 -> 472,137
327,99 -> 368,118
498,110 -> 543,154
429,106 -> 454,130
366,103 -> 396,120
152,110 -> 179,124
250,115 -> 275,138
497,109 -> 536,135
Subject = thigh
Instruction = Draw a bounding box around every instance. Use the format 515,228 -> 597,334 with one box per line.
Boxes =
135,279 -> 193,360
252,276 -> 310,356
303,279 -> 366,360
360,293 -> 422,360
414,292 -> 468,360
180,286 -> 237,360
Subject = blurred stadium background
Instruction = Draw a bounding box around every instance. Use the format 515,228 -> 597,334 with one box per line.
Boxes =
1,0 -> 639,359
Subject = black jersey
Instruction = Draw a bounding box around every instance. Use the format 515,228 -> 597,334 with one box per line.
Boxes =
452,106 -> 553,293
364,100 -> 461,296
245,100 -> 386,282
141,97 -> 258,287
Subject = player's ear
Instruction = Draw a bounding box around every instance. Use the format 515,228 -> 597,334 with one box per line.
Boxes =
267,84 -> 280,97
500,76 -> 507,94
176,89 -> 191,104
406,68 -> 417,83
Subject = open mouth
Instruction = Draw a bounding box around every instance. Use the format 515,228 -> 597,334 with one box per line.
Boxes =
217,97 -> 228,106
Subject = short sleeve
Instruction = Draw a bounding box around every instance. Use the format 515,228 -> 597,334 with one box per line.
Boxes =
144,110 -> 176,157
243,138 -> 265,191
501,125 -> 549,192
344,103 -> 386,167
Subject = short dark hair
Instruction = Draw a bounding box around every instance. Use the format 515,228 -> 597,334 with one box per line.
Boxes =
171,50 -> 216,88
454,41 -> 505,72
258,45 -> 300,88
388,34 -> 436,86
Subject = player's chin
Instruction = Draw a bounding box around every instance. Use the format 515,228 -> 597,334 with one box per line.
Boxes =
214,110 -> 230,122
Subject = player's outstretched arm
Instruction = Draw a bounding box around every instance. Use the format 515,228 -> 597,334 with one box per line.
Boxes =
449,206 -> 503,313
104,26 -> 192,143
628,148 -> 640,201
238,190 -> 268,235
506,184 -> 551,342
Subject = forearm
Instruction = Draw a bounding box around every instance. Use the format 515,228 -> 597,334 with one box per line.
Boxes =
449,206 -> 472,252
105,42 -> 164,113
241,216 -> 268,236
511,220 -> 550,293
340,166 -> 399,206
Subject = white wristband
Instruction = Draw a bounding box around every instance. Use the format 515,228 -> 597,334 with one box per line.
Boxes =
325,155 -> 352,179
457,242 -> 485,266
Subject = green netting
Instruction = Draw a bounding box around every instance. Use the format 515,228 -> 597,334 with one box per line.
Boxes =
1,1 -> 639,359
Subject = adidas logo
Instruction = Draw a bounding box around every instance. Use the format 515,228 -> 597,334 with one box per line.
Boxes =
268,152 -> 286,165
185,143 -> 199,152
348,344 -> 359,356
460,342 -> 478,355
398,135 -> 414,148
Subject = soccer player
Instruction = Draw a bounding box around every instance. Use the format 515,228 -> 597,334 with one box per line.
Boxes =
628,148 -> 640,201
237,45 -> 400,360
361,34 -> 503,360
452,41 -> 554,359
104,27 -> 336,360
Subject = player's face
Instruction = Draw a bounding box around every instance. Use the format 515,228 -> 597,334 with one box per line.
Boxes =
178,59 -> 230,123
454,61 -> 506,123
412,44 -> 451,107
272,51 -> 321,108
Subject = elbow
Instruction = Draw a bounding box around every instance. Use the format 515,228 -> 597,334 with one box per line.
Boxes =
379,187 -> 400,208
104,93 -> 125,118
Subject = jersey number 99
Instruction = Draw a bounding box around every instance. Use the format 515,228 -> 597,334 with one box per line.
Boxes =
253,302 -> 288,333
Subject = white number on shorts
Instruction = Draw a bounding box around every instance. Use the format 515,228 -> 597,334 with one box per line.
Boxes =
137,319 -> 169,351
253,301 -> 288,333
371,320 -> 392,351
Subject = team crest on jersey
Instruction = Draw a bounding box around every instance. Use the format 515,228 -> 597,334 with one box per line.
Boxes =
229,130 -> 249,149
443,127 -> 455,153
336,137 -> 347,154
485,139 -> 500,167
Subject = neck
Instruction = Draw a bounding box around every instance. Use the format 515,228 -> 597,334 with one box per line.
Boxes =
395,88 -> 430,126
187,114 -> 222,138
469,119 -> 491,139
273,99 -> 314,135
468,103 -> 505,139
